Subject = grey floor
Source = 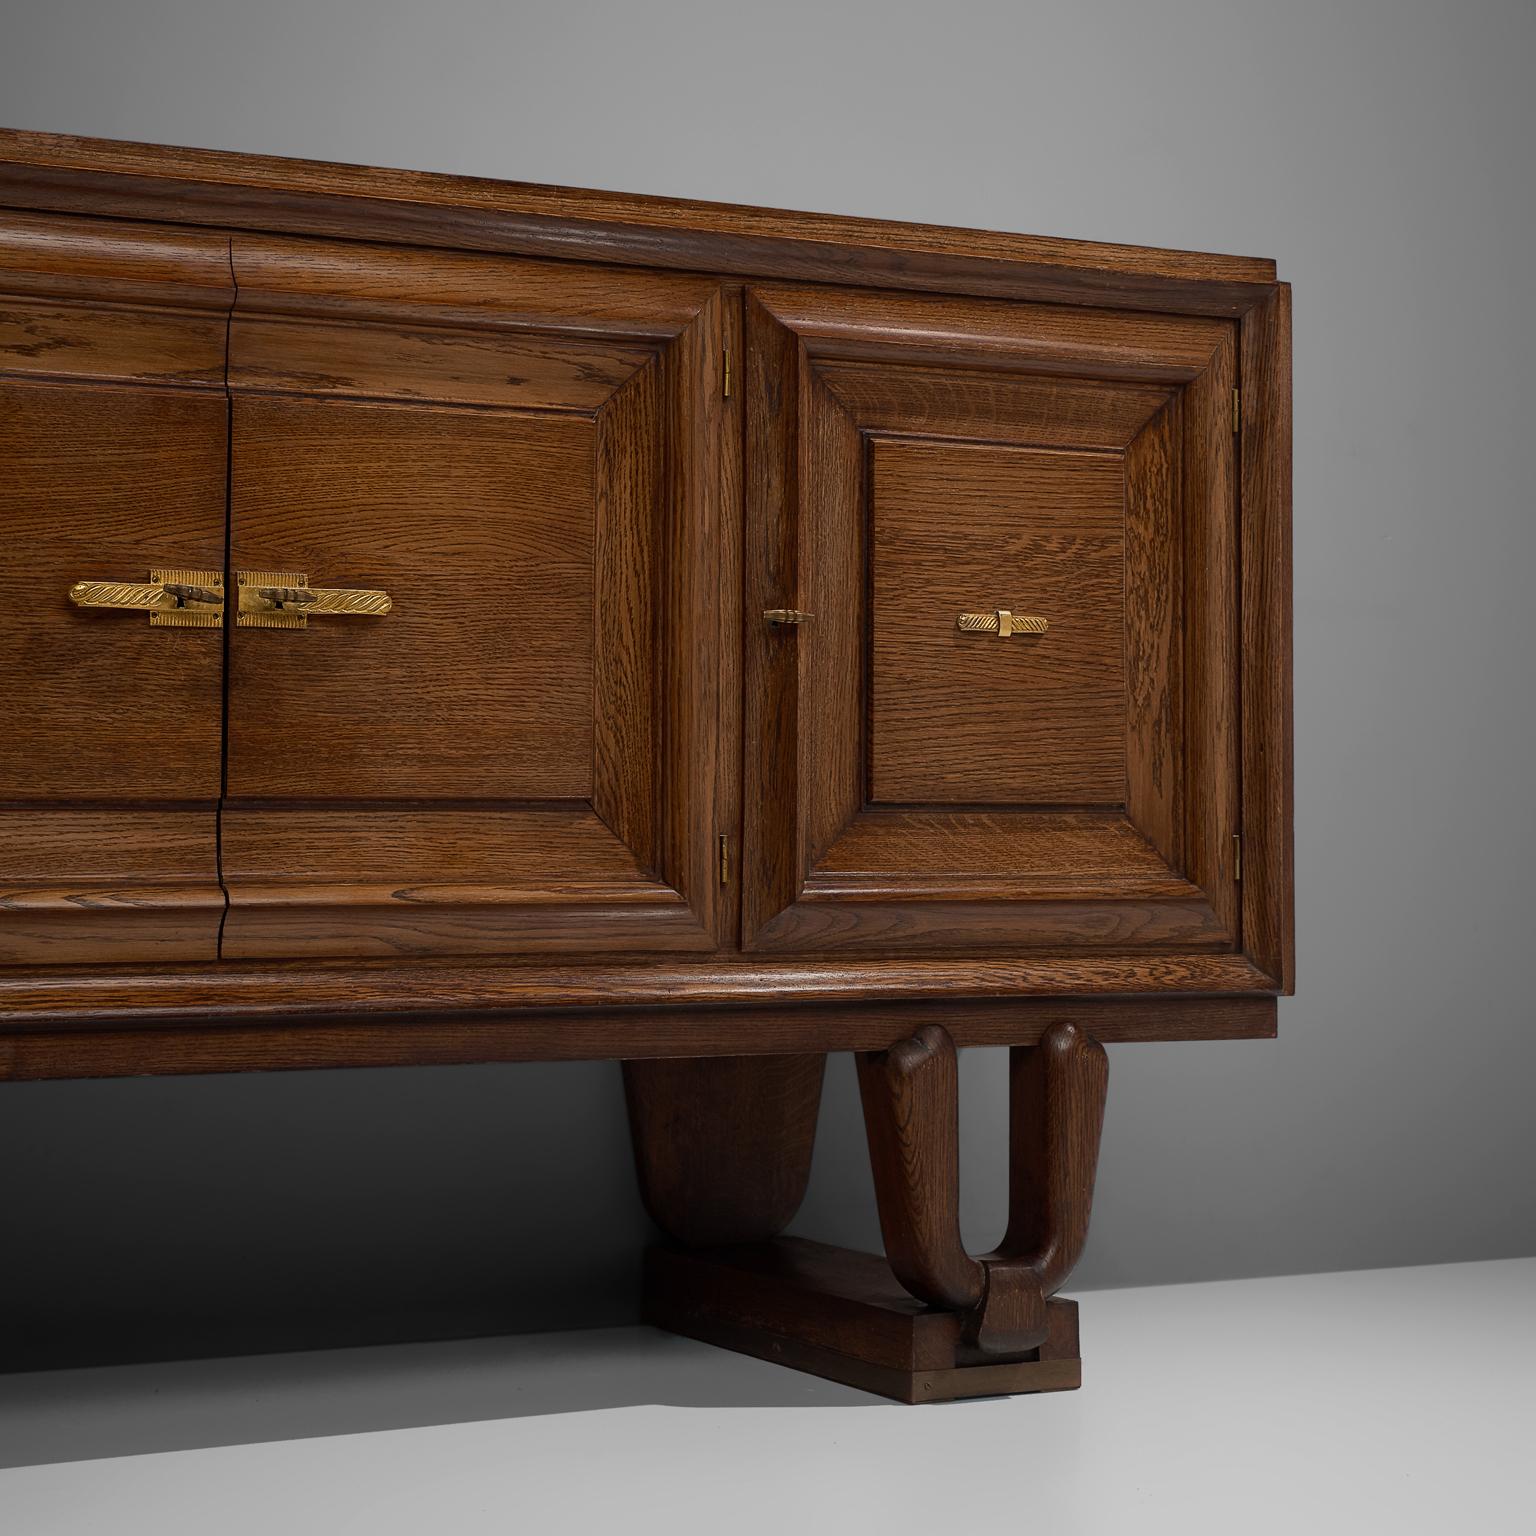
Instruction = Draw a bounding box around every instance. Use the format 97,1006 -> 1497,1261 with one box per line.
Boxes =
2,1257 -> 1532,1533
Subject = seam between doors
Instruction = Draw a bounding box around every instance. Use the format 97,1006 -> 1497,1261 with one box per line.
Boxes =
214,238 -> 237,960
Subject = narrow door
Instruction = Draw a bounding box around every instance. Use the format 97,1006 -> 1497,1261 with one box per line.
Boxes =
220,237 -> 729,959
0,213 -> 231,964
742,285 -> 1241,954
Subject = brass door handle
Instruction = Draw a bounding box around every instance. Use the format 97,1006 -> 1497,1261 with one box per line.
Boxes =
957,609 -> 1048,638
764,609 -> 814,626
237,570 -> 392,629
68,569 -> 225,628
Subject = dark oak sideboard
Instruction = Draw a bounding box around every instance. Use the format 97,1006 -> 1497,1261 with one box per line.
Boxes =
0,128 -> 1292,1402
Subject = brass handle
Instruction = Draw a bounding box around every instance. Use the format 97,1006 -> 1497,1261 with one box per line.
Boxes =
237,570 -> 392,629
957,609 -> 1048,638
764,608 -> 814,626
68,569 -> 224,628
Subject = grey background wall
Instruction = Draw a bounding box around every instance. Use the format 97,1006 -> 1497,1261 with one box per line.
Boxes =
2,0 -> 1532,1369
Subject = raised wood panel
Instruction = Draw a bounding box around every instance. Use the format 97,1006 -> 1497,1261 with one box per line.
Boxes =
742,284 -> 1239,956
0,212 -> 230,967
0,385 -> 227,801
227,398 -> 597,801
870,439 -> 1126,805
222,234 -> 725,960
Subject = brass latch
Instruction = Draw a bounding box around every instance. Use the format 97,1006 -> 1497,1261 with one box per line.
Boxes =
237,571 -> 393,629
764,609 -> 813,626
957,609 -> 1048,638
68,569 -> 225,627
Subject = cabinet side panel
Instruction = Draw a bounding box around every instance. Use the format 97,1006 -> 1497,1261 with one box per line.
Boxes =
1240,286 -> 1294,989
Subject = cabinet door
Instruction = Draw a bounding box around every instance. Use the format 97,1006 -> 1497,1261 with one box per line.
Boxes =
0,214 -> 231,964
221,238 -> 727,959
742,286 -> 1239,954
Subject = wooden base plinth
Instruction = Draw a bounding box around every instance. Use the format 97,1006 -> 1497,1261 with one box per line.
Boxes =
644,1236 -> 1082,1404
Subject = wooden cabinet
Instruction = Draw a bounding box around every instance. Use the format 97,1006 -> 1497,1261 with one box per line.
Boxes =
0,129 -> 1290,1402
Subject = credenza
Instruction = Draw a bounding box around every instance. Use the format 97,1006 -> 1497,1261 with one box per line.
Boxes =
0,128 -> 1291,1401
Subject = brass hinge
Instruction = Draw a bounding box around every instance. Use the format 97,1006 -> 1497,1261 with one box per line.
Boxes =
1232,388 -> 1241,434
1233,832 -> 1243,881
723,346 -> 731,399
719,834 -> 730,885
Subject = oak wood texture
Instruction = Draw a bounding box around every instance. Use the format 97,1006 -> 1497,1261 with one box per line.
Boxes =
0,128 -> 1275,318
0,212 -> 231,964
871,440 -> 1126,803
624,1054 -> 825,1246
643,1238 -> 1082,1403
0,129 -> 1291,1054
1240,285 -> 1295,993
858,1022 -> 1106,1354
0,995 -> 1273,1082
219,234 -> 728,959
741,284 -> 1240,956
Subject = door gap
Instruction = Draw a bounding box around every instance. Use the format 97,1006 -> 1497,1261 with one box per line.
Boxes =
215,238 -> 237,960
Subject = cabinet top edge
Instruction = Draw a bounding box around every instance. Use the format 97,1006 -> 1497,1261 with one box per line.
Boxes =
0,127 -> 1279,309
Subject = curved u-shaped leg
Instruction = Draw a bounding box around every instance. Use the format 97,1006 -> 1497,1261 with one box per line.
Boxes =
624,1053 -> 826,1247
857,1021 -> 1108,1356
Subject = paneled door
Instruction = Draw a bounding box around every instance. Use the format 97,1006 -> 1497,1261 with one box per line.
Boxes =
742,285 -> 1241,954
220,237 -> 728,959
0,213 -> 231,964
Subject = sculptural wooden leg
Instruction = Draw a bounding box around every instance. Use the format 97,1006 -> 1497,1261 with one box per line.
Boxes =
623,1053 -> 825,1246
857,1021 -> 1108,1357
642,1019 -> 1112,1406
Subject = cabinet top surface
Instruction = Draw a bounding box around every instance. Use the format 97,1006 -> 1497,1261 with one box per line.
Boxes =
0,126 -> 1278,311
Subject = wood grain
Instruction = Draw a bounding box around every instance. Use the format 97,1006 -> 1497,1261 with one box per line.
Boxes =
227,397 -> 597,800
0,212 -> 229,966
0,996 -> 1273,1082
0,958 -> 1279,1034
0,140 -> 1290,1061
0,128 -> 1278,317
858,1022 -> 1106,1356
755,284 -> 1230,382
219,808 -> 712,958
1124,404 -> 1182,864
857,1025 -> 984,1309
644,1239 -> 1084,1403
818,360 -> 1170,452
1178,337 -> 1241,941
222,234 -> 728,959
742,287 -> 1243,957
0,384 -> 227,801
0,810 -> 222,963
624,1054 -> 824,1245
870,438 -> 1126,804
1240,285 -> 1294,990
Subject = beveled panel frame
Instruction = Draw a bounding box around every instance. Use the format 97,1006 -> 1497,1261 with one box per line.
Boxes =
0,211 -> 232,965
221,236 -> 730,958
742,284 -> 1239,955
